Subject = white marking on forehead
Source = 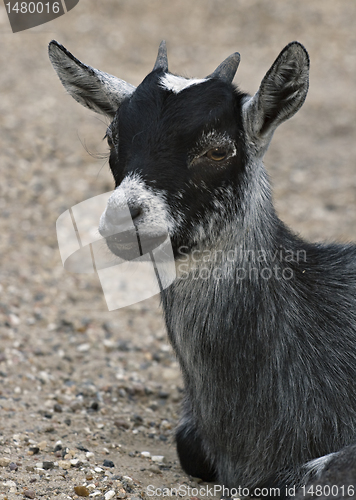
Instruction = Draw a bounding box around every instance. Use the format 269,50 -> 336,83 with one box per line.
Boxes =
160,73 -> 209,94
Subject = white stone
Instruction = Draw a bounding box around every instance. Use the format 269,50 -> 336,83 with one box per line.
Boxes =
122,475 -> 133,483
77,343 -> 90,352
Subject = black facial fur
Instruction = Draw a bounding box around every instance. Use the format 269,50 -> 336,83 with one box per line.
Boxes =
108,71 -> 248,254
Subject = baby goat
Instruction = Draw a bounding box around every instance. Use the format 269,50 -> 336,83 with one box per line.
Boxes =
49,40 -> 356,498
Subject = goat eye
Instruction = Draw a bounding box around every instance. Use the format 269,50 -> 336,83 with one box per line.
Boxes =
206,148 -> 228,162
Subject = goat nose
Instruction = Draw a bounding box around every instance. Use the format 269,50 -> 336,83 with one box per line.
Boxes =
105,205 -> 142,227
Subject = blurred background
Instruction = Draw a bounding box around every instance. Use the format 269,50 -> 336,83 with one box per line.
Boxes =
0,0 -> 355,497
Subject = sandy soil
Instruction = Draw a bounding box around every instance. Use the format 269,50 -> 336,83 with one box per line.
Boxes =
0,1 -> 356,499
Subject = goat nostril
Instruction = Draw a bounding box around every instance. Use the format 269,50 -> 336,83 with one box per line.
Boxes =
129,206 -> 142,220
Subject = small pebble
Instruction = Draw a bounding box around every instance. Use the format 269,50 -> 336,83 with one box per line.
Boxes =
58,460 -> 71,470
131,382 -> 145,396
148,464 -> 162,474
114,419 -> 130,429
77,342 -> 91,352
105,491 -> 116,500
4,479 -> 17,489
42,461 -> 54,470
131,414 -> 143,424
38,440 -> 47,450
74,485 -> 90,497
9,313 -> 20,326
70,401 -> 83,412
24,489 -> 36,499
53,403 -> 62,413
160,419 -> 172,430
65,449 -> 76,458
90,401 -> 99,411
77,445 -> 89,452
151,455 -> 165,463
141,451 -> 151,458
90,491 -> 103,498
103,459 -> 114,468
0,457 -> 11,467
9,462 -> 18,471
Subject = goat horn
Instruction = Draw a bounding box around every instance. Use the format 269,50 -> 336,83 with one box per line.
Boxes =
208,52 -> 241,83
153,40 -> 168,72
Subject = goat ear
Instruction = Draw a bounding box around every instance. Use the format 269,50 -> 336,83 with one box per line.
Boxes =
243,42 -> 309,151
48,40 -> 136,118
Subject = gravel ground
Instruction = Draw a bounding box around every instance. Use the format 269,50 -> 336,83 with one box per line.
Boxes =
1,1 -> 356,499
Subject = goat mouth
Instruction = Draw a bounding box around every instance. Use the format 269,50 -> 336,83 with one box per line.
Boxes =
105,229 -> 168,260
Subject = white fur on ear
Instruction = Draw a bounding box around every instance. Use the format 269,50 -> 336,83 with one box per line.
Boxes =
48,40 -> 136,118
